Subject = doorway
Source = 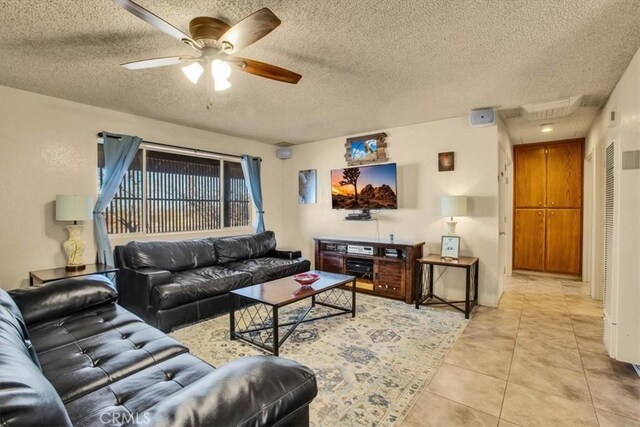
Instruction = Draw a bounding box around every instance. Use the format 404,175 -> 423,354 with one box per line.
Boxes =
512,139 -> 584,276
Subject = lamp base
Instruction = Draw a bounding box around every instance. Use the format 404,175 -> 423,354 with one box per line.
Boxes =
445,221 -> 458,235
63,224 -> 86,270
65,264 -> 86,272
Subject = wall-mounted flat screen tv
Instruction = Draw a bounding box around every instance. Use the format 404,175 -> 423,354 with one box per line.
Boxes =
331,163 -> 398,210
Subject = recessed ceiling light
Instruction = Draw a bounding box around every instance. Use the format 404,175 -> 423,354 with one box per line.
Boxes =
541,125 -> 554,133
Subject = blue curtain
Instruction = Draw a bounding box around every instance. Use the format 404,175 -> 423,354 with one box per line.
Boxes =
95,132 -> 142,265
241,155 -> 265,233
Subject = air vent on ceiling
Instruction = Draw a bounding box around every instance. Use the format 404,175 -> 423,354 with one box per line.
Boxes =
521,95 -> 582,121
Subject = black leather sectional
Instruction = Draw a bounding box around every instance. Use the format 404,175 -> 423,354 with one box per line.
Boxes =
0,276 -> 317,426
115,231 -> 310,332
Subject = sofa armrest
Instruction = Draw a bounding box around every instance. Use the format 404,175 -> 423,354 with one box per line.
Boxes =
9,275 -> 117,326
116,267 -> 171,320
272,248 -> 303,260
137,355 -> 317,427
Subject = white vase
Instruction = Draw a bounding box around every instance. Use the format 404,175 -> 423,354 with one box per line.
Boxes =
63,224 -> 85,270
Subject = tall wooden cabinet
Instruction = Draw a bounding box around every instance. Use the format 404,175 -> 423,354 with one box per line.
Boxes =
513,139 -> 583,275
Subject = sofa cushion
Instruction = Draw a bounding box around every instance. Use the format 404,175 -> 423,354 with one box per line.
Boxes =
125,238 -> 217,272
0,304 -> 72,427
224,257 -> 311,285
39,324 -> 188,403
214,231 -> 277,264
0,288 -> 40,369
9,275 -> 117,326
151,266 -> 253,310
64,353 -> 214,426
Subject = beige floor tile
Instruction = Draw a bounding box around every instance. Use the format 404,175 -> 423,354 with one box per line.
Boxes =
445,339 -> 514,380
585,372 -> 640,421
401,391 -> 499,427
518,314 -> 574,332
575,333 -> 608,355
458,325 -> 517,351
516,322 -> 578,348
508,353 -> 591,403
596,409 -> 640,427
426,363 -> 507,417
498,419 -> 521,427
571,315 -> 604,338
501,382 -> 598,426
562,285 -> 591,296
580,350 -> 640,385
514,337 -> 583,372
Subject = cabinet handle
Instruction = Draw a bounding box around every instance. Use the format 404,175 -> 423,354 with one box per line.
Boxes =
538,211 -> 542,215
551,201 -> 555,205
550,212 -> 555,216
538,202 -> 542,206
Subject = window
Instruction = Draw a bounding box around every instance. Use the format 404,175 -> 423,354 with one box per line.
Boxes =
97,144 -> 250,234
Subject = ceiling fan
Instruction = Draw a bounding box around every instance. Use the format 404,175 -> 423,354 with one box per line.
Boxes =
112,0 -> 301,96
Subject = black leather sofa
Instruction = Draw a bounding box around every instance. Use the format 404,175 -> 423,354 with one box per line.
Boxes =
114,231 -> 310,332
0,275 -> 317,426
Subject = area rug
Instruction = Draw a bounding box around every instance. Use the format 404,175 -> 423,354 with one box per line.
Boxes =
171,291 -> 467,426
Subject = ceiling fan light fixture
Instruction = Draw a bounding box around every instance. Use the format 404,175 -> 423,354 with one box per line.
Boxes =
212,59 -> 231,81
214,79 -> 232,91
182,62 -> 204,84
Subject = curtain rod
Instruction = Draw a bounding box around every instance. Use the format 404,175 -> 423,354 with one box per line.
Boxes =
96,132 -> 262,161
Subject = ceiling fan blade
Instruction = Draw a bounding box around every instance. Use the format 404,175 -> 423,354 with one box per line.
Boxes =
121,56 -> 198,70
228,57 -> 301,84
219,8 -> 281,54
112,0 -> 201,51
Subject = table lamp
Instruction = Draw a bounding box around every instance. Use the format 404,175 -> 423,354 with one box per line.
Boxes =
440,195 -> 468,235
56,195 -> 93,271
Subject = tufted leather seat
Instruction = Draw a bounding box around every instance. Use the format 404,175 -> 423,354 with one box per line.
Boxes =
0,276 -> 318,427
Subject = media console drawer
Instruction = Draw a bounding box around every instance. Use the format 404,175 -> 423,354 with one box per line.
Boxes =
314,237 -> 424,304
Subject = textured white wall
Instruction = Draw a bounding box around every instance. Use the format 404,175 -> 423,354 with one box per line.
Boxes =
280,117 -> 501,306
0,86 -> 284,290
585,48 -> 640,306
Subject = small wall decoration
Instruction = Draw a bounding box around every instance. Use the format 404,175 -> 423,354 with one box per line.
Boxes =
345,132 -> 388,166
298,169 -> 317,204
441,236 -> 460,260
438,152 -> 455,171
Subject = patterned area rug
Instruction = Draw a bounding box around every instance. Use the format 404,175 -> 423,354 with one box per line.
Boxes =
171,291 -> 467,426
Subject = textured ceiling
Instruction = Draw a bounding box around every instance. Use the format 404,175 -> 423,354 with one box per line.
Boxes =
1,0 -> 639,144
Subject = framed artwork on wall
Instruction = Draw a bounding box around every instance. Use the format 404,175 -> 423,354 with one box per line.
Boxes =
345,132 -> 388,166
298,169 -> 317,204
441,236 -> 460,260
438,152 -> 455,171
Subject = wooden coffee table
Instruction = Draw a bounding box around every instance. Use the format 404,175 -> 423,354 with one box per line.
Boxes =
229,270 -> 356,355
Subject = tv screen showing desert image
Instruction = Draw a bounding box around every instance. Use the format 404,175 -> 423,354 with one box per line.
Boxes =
331,163 -> 398,209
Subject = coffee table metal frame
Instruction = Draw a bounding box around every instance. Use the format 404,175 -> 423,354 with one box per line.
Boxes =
230,272 -> 356,356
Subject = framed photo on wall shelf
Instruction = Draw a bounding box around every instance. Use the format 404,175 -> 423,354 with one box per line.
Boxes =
344,132 -> 388,166
298,169 -> 317,204
438,151 -> 455,171
441,236 -> 460,260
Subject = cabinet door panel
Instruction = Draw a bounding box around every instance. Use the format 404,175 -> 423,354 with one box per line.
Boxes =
320,253 -> 343,273
375,260 -> 404,297
546,141 -> 582,208
515,146 -> 546,208
513,209 -> 545,271
546,209 -> 581,275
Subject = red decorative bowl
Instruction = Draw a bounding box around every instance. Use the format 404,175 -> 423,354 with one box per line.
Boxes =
293,273 -> 320,287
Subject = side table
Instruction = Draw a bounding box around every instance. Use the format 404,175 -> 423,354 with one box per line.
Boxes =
29,264 -> 119,286
415,254 -> 479,318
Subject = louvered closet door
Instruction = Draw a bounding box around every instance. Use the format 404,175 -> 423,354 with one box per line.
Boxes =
513,209 -> 545,271
546,141 -> 583,208
546,209 -> 581,275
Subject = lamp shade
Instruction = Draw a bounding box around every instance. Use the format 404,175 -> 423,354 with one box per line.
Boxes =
441,195 -> 468,218
56,195 -> 94,221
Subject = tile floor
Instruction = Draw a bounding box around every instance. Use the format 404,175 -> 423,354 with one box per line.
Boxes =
402,274 -> 640,427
